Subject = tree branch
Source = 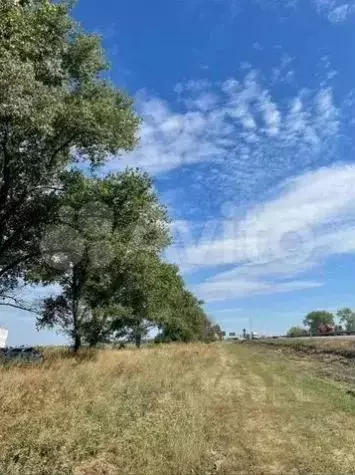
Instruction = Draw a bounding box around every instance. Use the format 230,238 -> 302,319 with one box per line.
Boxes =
0,302 -> 42,315
0,251 -> 40,278
49,134 -> 77,168
0,294 -> 42,316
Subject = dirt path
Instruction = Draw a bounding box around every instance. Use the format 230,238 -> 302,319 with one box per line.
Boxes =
208,343 -> 355,474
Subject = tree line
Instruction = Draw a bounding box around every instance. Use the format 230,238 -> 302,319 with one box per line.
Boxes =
287,308 -> 355,337
0,0 -> 221,350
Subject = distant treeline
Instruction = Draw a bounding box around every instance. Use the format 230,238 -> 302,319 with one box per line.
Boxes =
287,308 -> 355,337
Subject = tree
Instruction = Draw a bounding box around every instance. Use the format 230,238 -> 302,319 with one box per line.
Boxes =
34,170 -> 171,351
124,321 -> 151,349
99,249 -> 215,346
286,326 -> 308,338
303,311 -> 334,334
0,0 -> 138,298
210,323 -> 224,341
337,308 -> 355,332
156,282 -> 215,343
94,257 -> 180,347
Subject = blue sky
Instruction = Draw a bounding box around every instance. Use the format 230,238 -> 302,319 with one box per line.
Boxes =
3,0 -> 355,344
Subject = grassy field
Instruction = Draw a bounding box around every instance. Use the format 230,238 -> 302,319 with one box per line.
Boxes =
1,343 -> 355,474
254,336 -> 355,358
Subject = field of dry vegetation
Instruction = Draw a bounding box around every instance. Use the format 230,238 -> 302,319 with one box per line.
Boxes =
252,336 -> 355,360
1,342 -> 355,474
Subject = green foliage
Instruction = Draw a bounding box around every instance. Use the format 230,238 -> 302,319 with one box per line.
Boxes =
35,169 -> 172,350
156,286 -> 216,343
303,310 -> 334,334
34,166 -> 214,349
0,1 -> 215,349
336,308 -> 355,332
0,0 -> 138,295
92,251 -> 213,346
286,326 -> 308,338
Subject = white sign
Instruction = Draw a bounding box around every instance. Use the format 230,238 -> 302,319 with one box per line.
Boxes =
0,328 -> 8,348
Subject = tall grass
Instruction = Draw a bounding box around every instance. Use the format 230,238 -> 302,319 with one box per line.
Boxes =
0,344 -> 222,475
1,342 -> 355,474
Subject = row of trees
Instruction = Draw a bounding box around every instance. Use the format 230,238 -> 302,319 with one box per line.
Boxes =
0,0 -> 218,350
287,308 -> 355,337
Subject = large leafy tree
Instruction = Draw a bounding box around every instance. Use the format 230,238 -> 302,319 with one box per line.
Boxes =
88,254 -> 178,348
0,0 -> 138,297
34,170 -> 171,351
336,308 -> 355,332
105,258 -> 216,346
303,310 -> 334,334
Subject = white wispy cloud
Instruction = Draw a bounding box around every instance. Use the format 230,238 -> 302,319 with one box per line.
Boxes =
189,0 -> 355,23
169,163 -> 355,300
109,70 -> 341,199
195,279 -> 322,301
211,307 -> 243,315
170,164 -> 355,267
313,0 -> 355,23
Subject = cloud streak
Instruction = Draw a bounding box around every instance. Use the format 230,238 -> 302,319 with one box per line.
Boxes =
169,163 -> 355,300
195,279 -> 322,301
203,0 -> 355,23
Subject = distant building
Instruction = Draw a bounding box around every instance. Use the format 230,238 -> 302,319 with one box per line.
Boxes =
0,328 -> 8,348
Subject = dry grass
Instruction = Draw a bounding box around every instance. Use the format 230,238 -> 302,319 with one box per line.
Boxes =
255,336 -> 355,357
1,343 -> 355,474
0,344 -> 222,475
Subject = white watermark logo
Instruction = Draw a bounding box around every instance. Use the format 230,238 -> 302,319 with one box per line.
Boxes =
39,200 -> 315,274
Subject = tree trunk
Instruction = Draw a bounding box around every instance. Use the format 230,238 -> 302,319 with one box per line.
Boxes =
135,333 -> 142,349
73,332 -> 81,353
72,264 -> 82,353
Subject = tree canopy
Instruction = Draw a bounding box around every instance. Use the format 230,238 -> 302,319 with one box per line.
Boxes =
336,308 -> 355,332
0,0 -> 138,296
32,169 -> 171,350
303,311 -> 334,334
